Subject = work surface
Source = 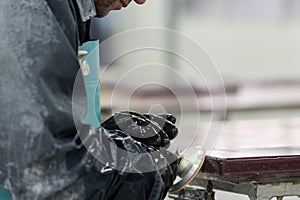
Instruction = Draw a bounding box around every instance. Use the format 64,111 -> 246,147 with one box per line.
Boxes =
190,118 -> 300,200
171,117 -> 300,178
201,118 -> 300,179
202,147 -> 300,179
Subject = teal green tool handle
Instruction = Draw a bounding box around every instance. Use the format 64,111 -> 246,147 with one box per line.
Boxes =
82,80 -> 100,128
79,40 -> 101,128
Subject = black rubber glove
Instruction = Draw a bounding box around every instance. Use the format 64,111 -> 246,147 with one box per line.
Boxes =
102,111 -> 178,148
102,111 -> 179,199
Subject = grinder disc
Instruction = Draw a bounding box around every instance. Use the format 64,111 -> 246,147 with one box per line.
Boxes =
169,146 -> 205,193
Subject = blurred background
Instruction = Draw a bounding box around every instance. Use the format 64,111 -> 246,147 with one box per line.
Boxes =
90,1 -> 300,199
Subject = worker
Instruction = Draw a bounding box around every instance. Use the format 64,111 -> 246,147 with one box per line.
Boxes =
0,0 -> 178,199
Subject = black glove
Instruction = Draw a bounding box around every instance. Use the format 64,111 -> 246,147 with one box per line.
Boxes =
102,111 -> 178,148
102,111 -> 179,199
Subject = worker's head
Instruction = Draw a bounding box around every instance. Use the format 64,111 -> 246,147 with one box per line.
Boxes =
94,0 -> 146,17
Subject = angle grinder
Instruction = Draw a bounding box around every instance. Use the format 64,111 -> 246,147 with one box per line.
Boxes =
78,41 -> 205,194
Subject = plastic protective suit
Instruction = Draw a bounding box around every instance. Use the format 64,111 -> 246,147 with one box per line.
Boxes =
0,0 -> 178,199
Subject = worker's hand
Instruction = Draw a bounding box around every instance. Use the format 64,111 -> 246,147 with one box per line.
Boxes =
102,111 -> 179,198
102,111 -> 178,148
